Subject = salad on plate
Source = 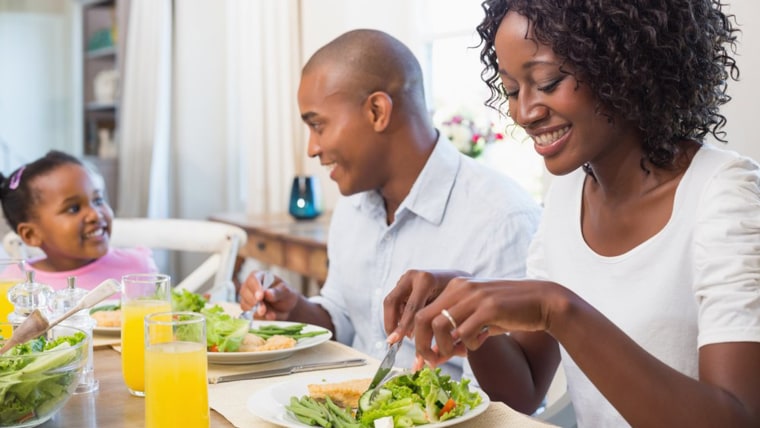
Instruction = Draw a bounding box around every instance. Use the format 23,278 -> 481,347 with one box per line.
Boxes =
286,367 -> 484,428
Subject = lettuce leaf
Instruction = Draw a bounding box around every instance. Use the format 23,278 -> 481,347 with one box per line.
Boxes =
359,367 -> 482,426
172,289 -> 208,312
201,305 -> 249,352
0,332 -> 85,425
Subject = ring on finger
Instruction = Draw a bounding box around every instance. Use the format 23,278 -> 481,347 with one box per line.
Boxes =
441,308 -> 458,330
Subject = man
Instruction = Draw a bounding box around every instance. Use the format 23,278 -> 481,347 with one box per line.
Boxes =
239,29 -> 540,394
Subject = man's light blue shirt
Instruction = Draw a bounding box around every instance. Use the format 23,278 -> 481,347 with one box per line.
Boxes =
310,134 -> 541,381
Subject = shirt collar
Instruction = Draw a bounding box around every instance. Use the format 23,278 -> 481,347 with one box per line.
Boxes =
350,132 -> 461,226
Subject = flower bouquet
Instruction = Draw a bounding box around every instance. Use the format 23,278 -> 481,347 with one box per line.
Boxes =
438,114 -> 504,158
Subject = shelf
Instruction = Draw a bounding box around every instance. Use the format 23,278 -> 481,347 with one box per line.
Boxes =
86,46 -> 116,59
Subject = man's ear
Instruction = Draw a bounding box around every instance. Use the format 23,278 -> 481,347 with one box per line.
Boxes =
366,91 -> 393,132
16,222 -> 43,248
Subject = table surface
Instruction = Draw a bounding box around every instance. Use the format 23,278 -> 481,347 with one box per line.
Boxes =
39,347 -> 232,428
42,333 -> 558,428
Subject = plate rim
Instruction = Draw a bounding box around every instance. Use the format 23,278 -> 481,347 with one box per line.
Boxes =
207,320 -> 332,365
246,372 -> 491,427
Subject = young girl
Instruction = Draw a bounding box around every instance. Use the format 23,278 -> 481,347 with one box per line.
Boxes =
0,151 -> 157,290
385,1 -> 760,427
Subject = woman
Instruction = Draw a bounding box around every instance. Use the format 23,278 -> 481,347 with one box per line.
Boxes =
384,1 -> 760,426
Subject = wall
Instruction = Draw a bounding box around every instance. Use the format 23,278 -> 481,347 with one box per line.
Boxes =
720,0 -> 760,160
0,0 -> 77,170
298,0 -> 428,210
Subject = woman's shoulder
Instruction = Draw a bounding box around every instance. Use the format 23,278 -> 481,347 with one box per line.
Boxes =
691,143 -> 759,175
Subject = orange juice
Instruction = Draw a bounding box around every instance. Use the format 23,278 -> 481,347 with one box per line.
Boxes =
121,299 -> 171,395
0,278 -> 21,339
145,341 -> 209,428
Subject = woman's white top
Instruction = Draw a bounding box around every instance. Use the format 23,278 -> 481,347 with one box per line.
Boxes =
527,144 -> 760,427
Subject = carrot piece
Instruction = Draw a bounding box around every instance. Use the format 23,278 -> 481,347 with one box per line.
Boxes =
439,398 -> 456,417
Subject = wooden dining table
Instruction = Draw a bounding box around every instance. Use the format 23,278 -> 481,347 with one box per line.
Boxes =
39,347 -> 233,427
40,332 -> 559,428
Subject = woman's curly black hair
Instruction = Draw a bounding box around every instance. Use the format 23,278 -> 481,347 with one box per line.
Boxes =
477,0 -> 740,170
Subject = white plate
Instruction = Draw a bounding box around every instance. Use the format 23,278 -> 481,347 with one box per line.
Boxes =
90,300 -> 121,336
207,321 -> 332,365
246,373 -> 490,427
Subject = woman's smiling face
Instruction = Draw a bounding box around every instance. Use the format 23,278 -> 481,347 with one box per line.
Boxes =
495,11 -> 630,176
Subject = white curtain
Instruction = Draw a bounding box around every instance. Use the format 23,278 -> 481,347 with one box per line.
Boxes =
118,0 -> 172,218
226,0 -> 302,216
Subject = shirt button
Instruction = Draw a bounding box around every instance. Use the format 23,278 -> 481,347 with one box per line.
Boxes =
375,288 -> 382,296
375,341 -> 384,350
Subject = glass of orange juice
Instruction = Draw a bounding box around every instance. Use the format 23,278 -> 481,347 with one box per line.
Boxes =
120,273 -> 171,396
0,259 -> 25,339
145,311 -> 208,428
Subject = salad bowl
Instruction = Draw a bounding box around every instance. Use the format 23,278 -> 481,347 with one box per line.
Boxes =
0,323 -> 88,428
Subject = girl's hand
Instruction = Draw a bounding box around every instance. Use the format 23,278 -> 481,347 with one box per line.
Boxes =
383,269 -> 470,342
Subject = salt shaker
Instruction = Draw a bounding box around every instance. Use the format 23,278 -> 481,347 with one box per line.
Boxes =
50,276 -> 99,394
7,271 -> 54,324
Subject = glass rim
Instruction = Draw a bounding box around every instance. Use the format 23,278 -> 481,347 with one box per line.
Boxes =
121,273 -> 170,283
145,311 -> 205,326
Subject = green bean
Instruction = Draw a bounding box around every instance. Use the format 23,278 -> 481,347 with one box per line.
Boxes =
249,324 -> 329,340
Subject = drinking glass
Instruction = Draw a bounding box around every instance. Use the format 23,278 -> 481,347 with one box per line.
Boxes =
0,259 -> 25,339
144,311 -> 209,428
120,273 -> 171,396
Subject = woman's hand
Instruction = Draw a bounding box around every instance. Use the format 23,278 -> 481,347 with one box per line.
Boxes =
383,269 -> 470,342
412,277 -> 562,367
239,271 -> 299,320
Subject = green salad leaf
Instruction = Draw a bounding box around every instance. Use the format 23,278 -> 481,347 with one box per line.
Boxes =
0,332 -> 86,425
172,289 -> 208,312
287,366 -> 482,427
358,367 -> 480,426
201,305 -> 250,352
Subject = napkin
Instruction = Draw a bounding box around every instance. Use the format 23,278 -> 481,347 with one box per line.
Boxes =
209,341 -> 373,427
92,332 -> 122,349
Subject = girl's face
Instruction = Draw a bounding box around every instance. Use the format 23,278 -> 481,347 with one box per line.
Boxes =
19,163 -> 113,271
494,11 -> 636,175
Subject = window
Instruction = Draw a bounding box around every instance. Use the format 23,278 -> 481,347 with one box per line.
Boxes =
421,0 -> 546,201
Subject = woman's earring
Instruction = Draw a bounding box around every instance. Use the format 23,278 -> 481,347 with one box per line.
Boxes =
506,110 -> 512,117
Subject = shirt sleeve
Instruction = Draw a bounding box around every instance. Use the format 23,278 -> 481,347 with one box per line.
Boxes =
694,155 -> 760,346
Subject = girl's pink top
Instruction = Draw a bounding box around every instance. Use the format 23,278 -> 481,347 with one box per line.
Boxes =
0,247 -> 158,290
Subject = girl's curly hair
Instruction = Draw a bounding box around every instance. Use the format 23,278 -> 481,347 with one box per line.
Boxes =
477,0 -> 739,169
0,150 -> 83,231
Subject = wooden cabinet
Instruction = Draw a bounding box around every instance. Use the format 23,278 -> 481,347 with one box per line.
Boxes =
209,212 -> 331,290
80,0 -> 128,210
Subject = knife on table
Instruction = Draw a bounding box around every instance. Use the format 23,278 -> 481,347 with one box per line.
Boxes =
209,358 -> 367,384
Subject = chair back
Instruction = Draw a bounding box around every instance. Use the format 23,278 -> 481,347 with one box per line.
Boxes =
535,364 -> 577,427
2,218 -> 247,296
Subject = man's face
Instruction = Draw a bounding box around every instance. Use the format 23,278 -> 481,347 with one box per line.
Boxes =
297,67 -> 387,196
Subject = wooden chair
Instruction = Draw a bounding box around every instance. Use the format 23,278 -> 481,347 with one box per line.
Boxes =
2,218 -> 247,296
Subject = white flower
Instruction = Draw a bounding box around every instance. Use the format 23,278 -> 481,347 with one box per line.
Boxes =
437,113 -> 503,158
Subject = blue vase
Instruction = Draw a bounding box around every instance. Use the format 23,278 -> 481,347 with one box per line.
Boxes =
288,175 -> 323,220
